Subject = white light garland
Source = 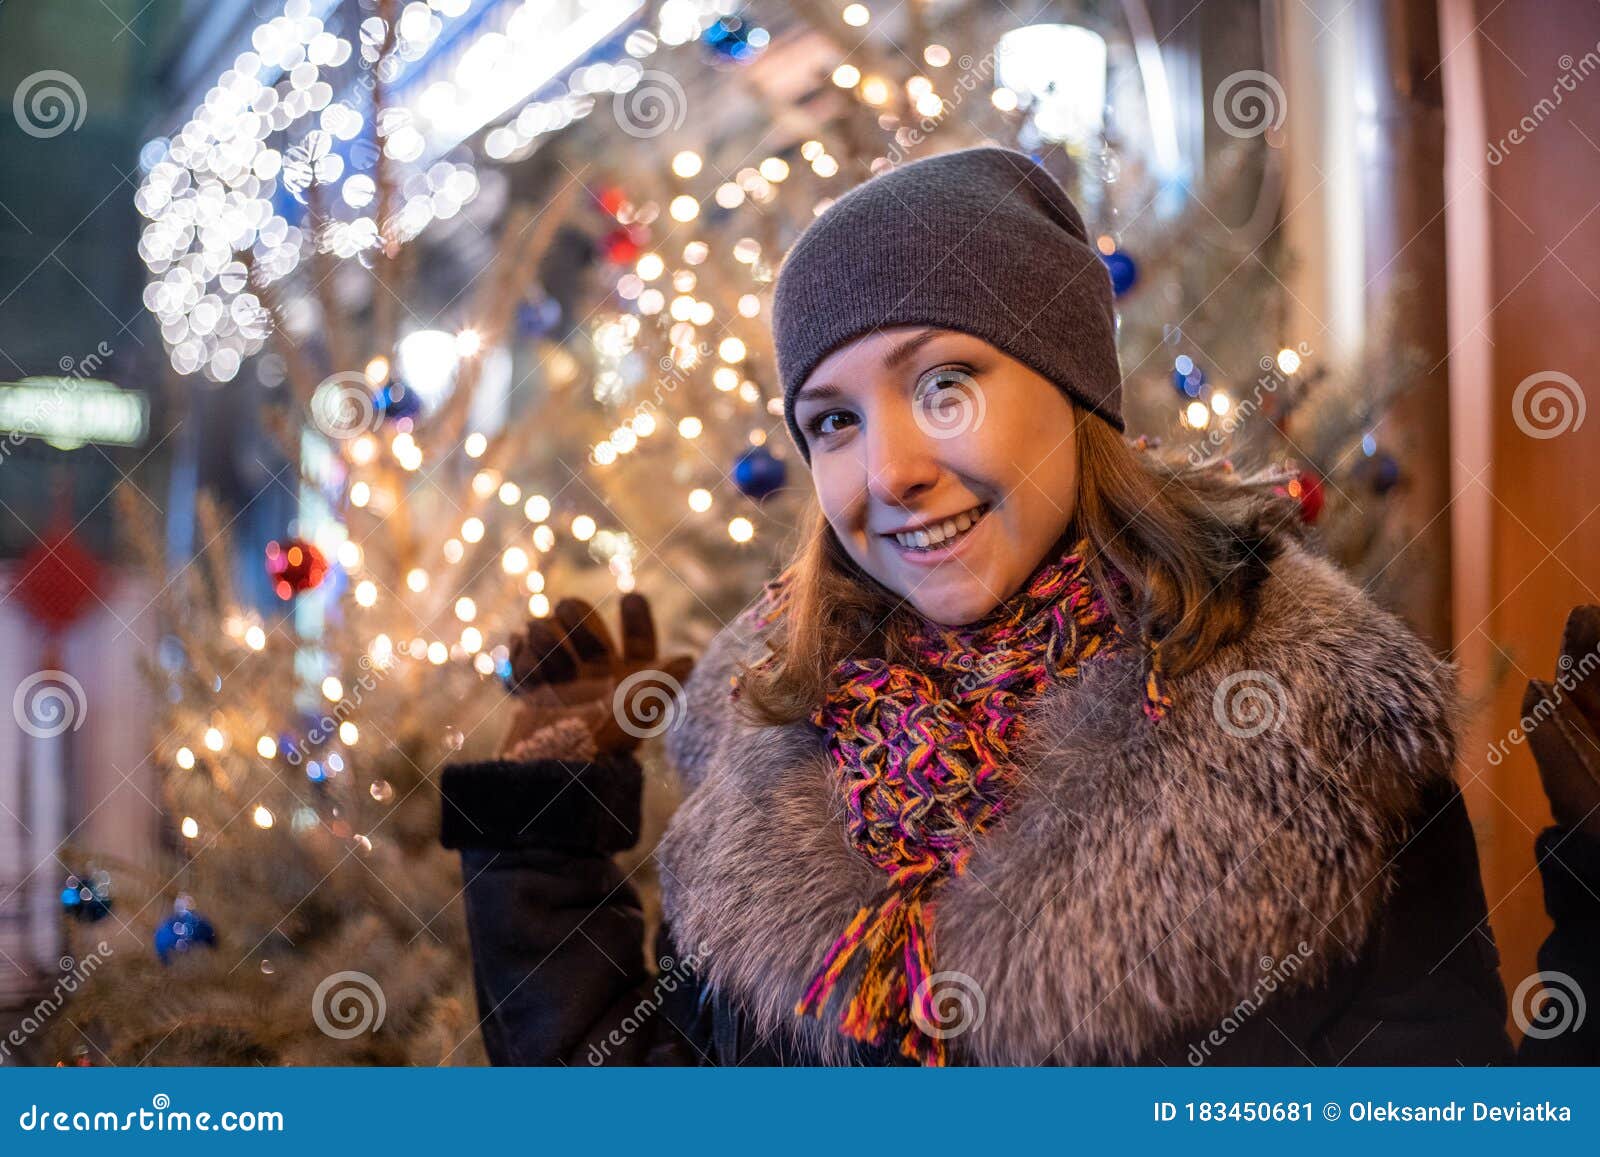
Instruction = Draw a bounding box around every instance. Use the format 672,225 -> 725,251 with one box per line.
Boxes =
135,0 -> 480,382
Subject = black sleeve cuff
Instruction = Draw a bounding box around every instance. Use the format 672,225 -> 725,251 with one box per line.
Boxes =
440,755 -> 642,855
1535,824 -> 1600,928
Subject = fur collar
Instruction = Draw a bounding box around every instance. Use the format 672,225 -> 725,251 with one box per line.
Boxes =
657,540 -> 1463,1065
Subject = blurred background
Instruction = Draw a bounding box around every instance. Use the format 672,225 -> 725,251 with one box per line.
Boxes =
0,0 -> 1594,1064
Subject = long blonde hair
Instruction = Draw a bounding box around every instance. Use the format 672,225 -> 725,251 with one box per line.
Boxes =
733,412 -> 1307,726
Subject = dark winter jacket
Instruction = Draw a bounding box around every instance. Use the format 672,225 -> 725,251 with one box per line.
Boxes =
440,539 -> 1591,1065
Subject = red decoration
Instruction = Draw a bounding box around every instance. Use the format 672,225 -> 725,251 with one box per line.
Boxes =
1277,471 -> 1324,524
265,538 -> 328,600
596,185 -> 627,217
602,226 -> 645,265
14,530 -> 103,633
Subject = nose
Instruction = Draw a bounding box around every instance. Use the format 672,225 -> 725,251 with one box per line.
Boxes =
864,407 -> 941,508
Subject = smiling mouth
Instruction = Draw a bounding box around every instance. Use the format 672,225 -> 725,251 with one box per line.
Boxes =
885,503 -> 991,553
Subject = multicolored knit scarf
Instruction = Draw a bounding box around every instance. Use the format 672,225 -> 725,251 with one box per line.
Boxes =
739,535 -> 1170,1065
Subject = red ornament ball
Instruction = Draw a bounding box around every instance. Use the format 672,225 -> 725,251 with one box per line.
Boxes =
265,538 -> 328,600
1277,471 -> 1324,524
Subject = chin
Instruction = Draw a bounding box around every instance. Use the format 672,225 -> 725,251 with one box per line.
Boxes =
907,585 -> 1002,627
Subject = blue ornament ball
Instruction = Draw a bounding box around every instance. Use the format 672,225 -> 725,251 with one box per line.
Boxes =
732,445 -> 786,501
379,380 -> 423,422
516,297 -> 561,338
154,897 -> 216,964
702,13 -> 768,63
1172,354 -> 1206,396
1100,248 -> 1138,297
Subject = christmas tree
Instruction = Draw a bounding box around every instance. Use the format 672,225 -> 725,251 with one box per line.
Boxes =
43,0 -> 1421,1064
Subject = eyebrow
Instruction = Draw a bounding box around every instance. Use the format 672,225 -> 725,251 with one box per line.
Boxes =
793,328 -> 943,405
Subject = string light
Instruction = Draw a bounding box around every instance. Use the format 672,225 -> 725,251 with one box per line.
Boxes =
832,64 -> 861,88
571,515 -> 597,541
728,517 -> 754,543
181,817 -> 200,839
253,805 -> 275,830
671,150 -> 702,177
454,597 -> 477,622
338,721 -> 359,745
355,580 -> 378,607
842,4 -> 870,27
1277,347 -> 1303,374
689,488 -> 712,512
244,625 -> 267,650
204,727 -> 225,753
523,494 -> 550,522
322,676 -> 344,701
176,747 -> 196,770
406,568 -> 429,592
256,735 -> 277,758
464,432 -> 488,458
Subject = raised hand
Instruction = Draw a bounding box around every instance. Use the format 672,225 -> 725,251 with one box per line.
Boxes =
500,592 -> 695,759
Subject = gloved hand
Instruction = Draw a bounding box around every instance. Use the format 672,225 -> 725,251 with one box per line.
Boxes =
1523,605 -> 1600,838
500,593 -> 695,760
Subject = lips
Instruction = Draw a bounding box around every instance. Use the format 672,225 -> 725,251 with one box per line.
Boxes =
885,503 -> 990,552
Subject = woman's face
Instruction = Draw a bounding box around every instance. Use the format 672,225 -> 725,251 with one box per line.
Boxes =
794,326 -> 1080,626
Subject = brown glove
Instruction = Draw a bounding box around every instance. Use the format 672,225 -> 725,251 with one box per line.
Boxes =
500,592 -> 695,759
1523,605 -> 1600,838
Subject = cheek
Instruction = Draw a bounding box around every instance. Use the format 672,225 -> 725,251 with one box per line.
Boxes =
811,460 -> 868,532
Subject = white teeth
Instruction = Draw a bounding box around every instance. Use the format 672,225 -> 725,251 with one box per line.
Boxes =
893,504 -> 987,550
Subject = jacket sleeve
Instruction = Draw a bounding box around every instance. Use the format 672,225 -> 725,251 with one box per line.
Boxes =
1515,825 -> 1600,1064
439,755 -> 705,1065
1313,778 -> 1515,1065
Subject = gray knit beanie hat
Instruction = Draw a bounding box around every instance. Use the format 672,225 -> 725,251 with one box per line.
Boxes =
772,146 -> 1124,465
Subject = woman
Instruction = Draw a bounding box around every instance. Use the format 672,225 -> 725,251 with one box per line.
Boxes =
440,146 -> 1513,1065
